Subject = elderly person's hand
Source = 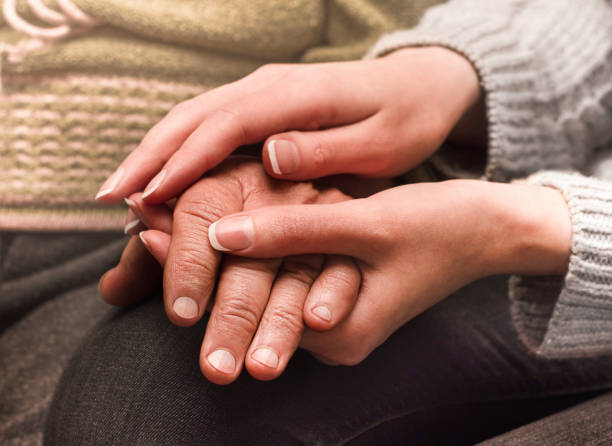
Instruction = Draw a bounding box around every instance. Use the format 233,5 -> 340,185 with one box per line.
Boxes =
195,180 -> 572,365
95,46 -> 482,204
100,158 -> 393,384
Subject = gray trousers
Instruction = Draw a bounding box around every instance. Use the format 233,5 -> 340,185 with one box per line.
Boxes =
1,233 -> 611,445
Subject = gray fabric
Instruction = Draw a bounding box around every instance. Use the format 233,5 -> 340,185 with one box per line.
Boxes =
43,275 -> 612,445
479,391 -> 612,445
0,232 -> 125,446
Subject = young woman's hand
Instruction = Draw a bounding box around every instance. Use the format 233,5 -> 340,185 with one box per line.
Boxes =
100,158 -> 393,384
205,180 -> 572,365
95,46 -> 481,204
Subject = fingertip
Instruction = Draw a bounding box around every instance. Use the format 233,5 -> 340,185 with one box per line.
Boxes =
98,270 -> 109,301
140,229 -> 170,265
244,351 -> 284,381
124,218 -> 145,236
199,349 -> 241,385
304,304 -> 335,332
141,169 -> 168,203
263,138 -> 300,177
98,267 -> 132,307
266,139 -> 282,175
138,230 -> 151,250
95,167 -> 125,203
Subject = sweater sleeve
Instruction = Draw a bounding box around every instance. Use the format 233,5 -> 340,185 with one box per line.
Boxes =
508,170 -> 612,357
365,0 -> 612,182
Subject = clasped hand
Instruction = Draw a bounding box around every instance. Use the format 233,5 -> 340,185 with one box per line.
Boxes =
97,48 -> 571,385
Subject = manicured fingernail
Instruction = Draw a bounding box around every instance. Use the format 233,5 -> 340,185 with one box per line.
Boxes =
208,216 -> 254,252
124,198 -> 136,209
312,305 -> 332,322
208,349 -> 236,374
268,140 -> 299,175
173,296 -> 199,319
138,231 -> 150,249
251,347 -> 279,369
95,167 -> 124,200
124,218 -> 141,235
142,169 -> 166,199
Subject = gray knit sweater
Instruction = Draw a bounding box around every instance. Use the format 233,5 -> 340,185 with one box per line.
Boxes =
367,0 -> 612,358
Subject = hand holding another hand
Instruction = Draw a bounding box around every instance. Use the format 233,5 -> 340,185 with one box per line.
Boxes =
206,180 -> 572,365
100,159 -> 394,384
96,46 -> 482,204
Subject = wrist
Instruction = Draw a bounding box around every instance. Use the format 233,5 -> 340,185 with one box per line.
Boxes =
381,46 -> 481,127
480,182 -> 572,276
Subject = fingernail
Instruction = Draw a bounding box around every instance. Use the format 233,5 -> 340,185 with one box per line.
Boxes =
124,218 -> 141,235
142,169 -> 166,199
268,140 -> 299,175
251,347 -> 279,369
312,305 -> 332,322
138,231 -> 150,249
208,216 -> 254,252
173,296 -> 199,319
95,167 -> 124,200
208,349 -> 236,374
124,197 -> 136,209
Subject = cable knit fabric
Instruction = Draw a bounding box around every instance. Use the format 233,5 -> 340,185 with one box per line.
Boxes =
0,0 -> 440,231
366,0 -> 612,182
367,0 -> 612,358
513,172 -> 612,357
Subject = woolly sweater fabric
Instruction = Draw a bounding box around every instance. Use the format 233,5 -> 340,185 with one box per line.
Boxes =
367,0 -> 612,358
0,0 -> 443,231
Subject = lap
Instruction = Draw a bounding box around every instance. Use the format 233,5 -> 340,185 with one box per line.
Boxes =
44,276 -> 612,445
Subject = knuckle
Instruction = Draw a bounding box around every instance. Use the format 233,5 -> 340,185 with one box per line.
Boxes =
176,204 -> 224,229
213,297 -> 261,335
319,267 -> 360,295
279,256 -> 321,286
264,305 -> 304,338
171,250 -> 216,282
311,138 -> 334,168
175,182 -> 235,227
229,259 -> 279,278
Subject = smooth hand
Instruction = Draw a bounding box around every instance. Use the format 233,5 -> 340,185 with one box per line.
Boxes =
203,180 -> 572,364
95,47 -> 481,204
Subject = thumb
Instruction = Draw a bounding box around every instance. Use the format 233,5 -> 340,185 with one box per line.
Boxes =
208,200 -> 375,259
262,116 -> 401,180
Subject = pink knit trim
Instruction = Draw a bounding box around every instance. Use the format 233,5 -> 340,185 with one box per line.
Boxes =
0,208 -> 124,231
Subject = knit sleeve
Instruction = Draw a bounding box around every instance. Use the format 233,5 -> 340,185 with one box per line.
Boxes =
509,171 -> 612,358
365,0 -> 612,182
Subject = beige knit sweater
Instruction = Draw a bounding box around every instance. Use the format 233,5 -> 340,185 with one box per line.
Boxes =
367,0 -> 612,359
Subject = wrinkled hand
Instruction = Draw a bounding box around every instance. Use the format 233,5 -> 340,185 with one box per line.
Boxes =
201,180 -> 572,365
100,159 -> 393,384
95,46 -> 481,204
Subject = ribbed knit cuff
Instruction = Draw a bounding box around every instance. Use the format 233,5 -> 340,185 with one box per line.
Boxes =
509,171 -> 612,358
365,0 -> 612,182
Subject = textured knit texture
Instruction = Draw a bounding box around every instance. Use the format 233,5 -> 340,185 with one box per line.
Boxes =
366,0 -> 612,182
0,0 -> 442,231
366,0 -> 612,359
512,172 -> 612,358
